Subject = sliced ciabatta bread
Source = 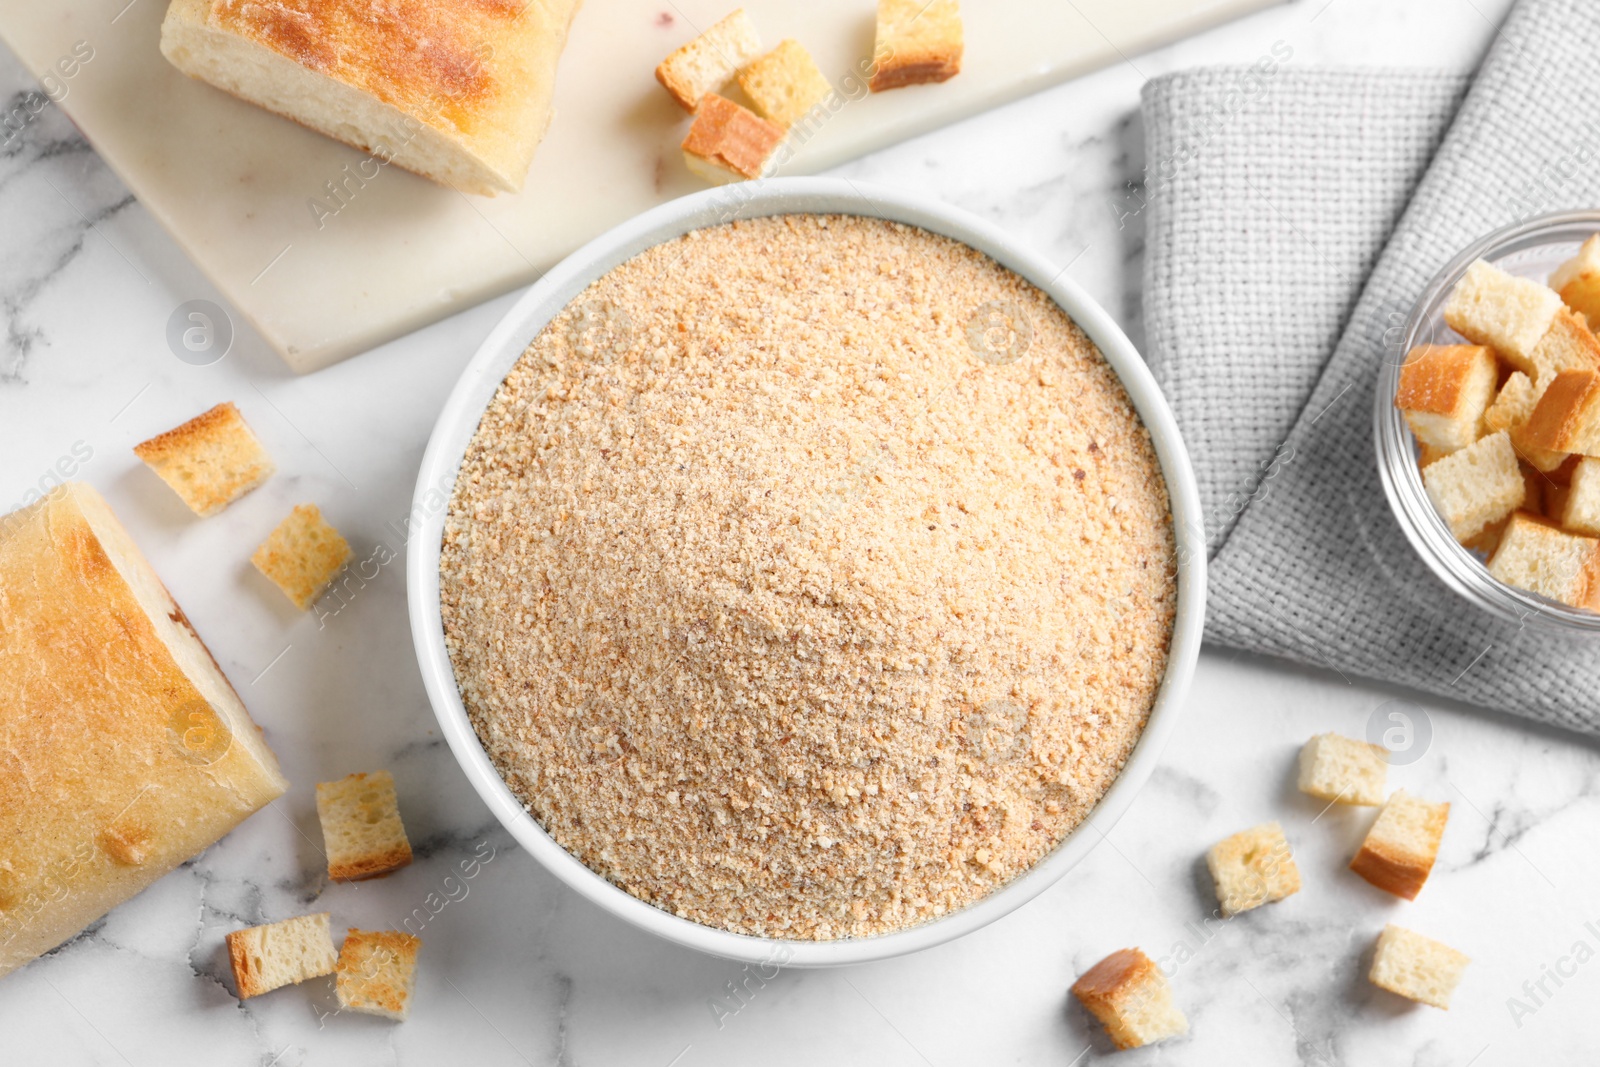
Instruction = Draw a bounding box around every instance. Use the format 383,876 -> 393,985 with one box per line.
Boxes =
226,912 -> 338,999
1420,430 -> 1525,541
655,9 -> 763,111
869,0 -> 963,91
1297,733 -> 1387,806
1486,510 -> 1600,608
1349,790 -> 1449,900
134,402 -> 274,517
1393,344 -> 1498,452
1551,234 -> 1600,330
1368,924 -> 1469,1009
1443,258 -> 1562,371
336,929 -> 421,1020
316,770 -> 413,881
1070,948 -> 1187,1050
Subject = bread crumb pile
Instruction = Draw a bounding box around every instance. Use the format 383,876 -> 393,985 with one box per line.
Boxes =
440,214 -> 1177,939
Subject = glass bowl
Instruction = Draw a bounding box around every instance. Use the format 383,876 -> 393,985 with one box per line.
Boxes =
1374,209 -> 1600,634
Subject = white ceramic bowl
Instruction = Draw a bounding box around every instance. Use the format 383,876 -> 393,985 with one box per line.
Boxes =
407,177 -> 1207,967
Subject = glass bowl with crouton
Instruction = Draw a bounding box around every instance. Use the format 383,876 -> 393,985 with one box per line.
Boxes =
1377,209 -> 1600,631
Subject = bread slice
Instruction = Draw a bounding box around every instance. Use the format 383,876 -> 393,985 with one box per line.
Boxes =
1559,456 -> 1600,535
159,0 -> 582,196
1519,368 -> 1600,456
336,929 -> 421,1020
1070,948 -> 1188,1050
1527,307 -> 1600,385
251,503 -> 352,610
1482,371 -> 1541,436
0,484 -> 288,979
1394,344 -> 1498,451
1420,430 -> 1525,541
1486,510 -> 1600,608
1297,733 -> 1387,806
226,912 -> 338,999
654,9 -> 763,111
1204,821 -> 1301,916
737,40 -> 831,129
1369,924 -> 1469,1009
316,770 -> 413,881
869,0 -> 964,91
681,93 -> 785,184
133,401 -> 274,517
1443,258 -> 1563,371
1349,790 -> 1449,900
1551,233 -> 1600,330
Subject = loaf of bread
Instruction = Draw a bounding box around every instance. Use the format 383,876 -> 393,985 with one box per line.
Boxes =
0,483 -> 288,979
159,0 -> 583,195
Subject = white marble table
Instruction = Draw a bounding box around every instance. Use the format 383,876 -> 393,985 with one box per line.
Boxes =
7,0 -> 1599,1063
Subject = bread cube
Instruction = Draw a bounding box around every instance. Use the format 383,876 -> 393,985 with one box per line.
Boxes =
226,912 -> 337,999
1349,790 -> 1449,900
1559,456 -> 1600,535
1420,430 -> 1525,541
869,0 -> 963,92
1443,259 -> 1562,371
251,503 -> 351,610
316,770 -> 413,881
1070,948 -> 1188,1050
1394,344 -> 1498,452
681,93 -> 785,183
1461,514 -> 1511,555
133,402 -> 274,517
1482,371 -> 1541,435
1205,821 -> 1301,916
336,929 -> 421,1020
1487,511 -> 1600,608
1297,733 -> 1387,806
1551,233 -> 1600,330
655,9 -> 763,111
1527,307 -> 1600,385
1369,924 -> 1470,1009
1520,368 -> 1600,457
738,40 -> 831,129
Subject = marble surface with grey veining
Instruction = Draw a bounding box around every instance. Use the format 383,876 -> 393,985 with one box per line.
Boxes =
7,1 -> 1600,1064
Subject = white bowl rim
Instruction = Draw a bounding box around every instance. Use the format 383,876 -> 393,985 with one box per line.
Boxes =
406,176 -> 1207,968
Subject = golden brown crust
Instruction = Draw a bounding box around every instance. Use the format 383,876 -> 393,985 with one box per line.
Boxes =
226,929 -> 266,999
680,93 -> 785,179
328,843 -> 413,882
1394,345 -> 1493,416
336,929 -> 420,1018
1522,368 -> 1600,452
1071,948 -> 1149,1002
132,401 -> 274,517
132,401 -> 241,462
1349,799 -> 1449,901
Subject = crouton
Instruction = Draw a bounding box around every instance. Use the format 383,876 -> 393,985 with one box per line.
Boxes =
226,913 -> 337,999
1206,821 -> 1301,916
1559,456 -> 1600,535
1486,510 -> 1600,608
1349,790 -> 1449,900
681,92 -> 785,183
869,0 -> 963,92
1551,234 -> 1600,330
655,9 -> 763,111
133,402 -> 274,517
336,929 -> 421,1020
1519,368 -> 1600,457
1527,307 -> 1600,385
1369,925 -> 1470,1009
1070,948 -> 1188,1050
737,39 -> 831,129
1420,431 -> 1525,541
251,503 -> 351,610
1443,259 -> 1562,371
1481,371 -> 1541,435
316,770 -> 413,881
1297,733 -> 1387,806
1394,344 -> 1498,452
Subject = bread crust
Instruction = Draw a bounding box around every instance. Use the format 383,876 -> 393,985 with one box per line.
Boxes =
1349,792 -> 1449,900
681,93 -> 785,180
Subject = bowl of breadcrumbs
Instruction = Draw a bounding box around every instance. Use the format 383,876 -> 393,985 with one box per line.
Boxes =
409,178 -> 1206,966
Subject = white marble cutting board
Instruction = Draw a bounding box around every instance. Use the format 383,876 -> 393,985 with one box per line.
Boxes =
0,0 -> 1275,372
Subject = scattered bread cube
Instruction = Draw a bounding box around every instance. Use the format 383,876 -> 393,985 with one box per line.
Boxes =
1205,821 -> 1301,916
1420,430 -> 1525,541
1486,511 -> 1600,608
316,770 -> 413,881
1394,344 -> 1497,452
737,39 -> 831,128
1297,733 -> 1387,806
133,401 -> 274,517
251,503 -> 351,610
1443,258 -> 1562,372
681,93 -> 786,183
1519,367 -> 1600,457
1482,371 -> 1541,436
1368,924 -> 1470,1009
1558,456 -> 1600,535
1551,234 -> 1600,330
336,929 -> 421,1021
226,912 -> 338,999
1349,789 -> 1448,900
1527,307 -> 1600,385
655,9 -> 763,111
869,0 -> 964,92
1070,948 -> 1188,1050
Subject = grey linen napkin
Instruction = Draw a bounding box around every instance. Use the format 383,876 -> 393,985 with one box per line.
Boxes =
1139,0 -> 1600,733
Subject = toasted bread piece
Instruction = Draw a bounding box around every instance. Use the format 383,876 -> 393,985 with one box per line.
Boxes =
1369,925 -> 1469,1009
336,929 -> 421,1020
655,9 -> 763,111
737,40 -> 831,128
1070,948 -> 1187,1050
1394,344 -> 1497,451
1519,368 -> 1600,457
1487,510 -> 1600,608
1461,514 -> 1511,555
1443,259 -> 1562,371
1551,234 -> 1600,330
681,92 -> 785,183
1297,733 -> 1387,806
1420,430 -> 1525,541
1481,371 -> 1541,436
1205,821 -> 1301,916
251,503 -> 351,610
226,912 -> 338,999
316,770 -> 413,881
1527,307 -> 1600,385
1559,456 -> 1600,535
1350,790 -> 1449,900
159,0 -> 582,196
869,0 -> 963,92
1417,443 -> 1450,468
133,402 -> 274,517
